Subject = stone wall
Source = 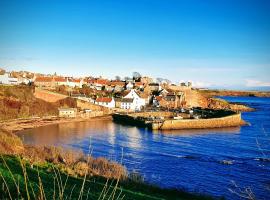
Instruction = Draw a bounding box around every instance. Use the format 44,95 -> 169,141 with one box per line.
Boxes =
76,100 -> 111,114
152,113 -> 244,130
79,111 -> 105,118
34,88 -> 67,103
131,111 -> 173,118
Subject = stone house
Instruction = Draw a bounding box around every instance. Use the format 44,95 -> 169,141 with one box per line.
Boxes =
58,108 -> 77,118
34,76 -> 55,88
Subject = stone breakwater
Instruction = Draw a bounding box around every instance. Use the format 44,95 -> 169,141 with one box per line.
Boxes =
151,113 -> 245,130
112,112 -> 246,130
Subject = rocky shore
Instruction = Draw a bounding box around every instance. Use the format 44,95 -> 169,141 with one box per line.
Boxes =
206,98 -> 255,112
0,115 -> 112,133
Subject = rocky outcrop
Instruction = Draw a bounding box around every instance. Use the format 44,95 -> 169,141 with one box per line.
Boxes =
206,98 -> 254,112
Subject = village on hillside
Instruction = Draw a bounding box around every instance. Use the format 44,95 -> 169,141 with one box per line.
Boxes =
0,68 -> 198,112
0,67 -> 250,130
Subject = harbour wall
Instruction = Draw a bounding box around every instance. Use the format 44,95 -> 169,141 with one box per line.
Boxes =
151,113 -> 244,130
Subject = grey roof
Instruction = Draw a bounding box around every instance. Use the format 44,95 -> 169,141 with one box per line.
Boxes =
120,98 -> 134,103
114,97 -> 122,102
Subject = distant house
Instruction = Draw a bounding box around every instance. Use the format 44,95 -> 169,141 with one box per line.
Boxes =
95,97 -> 115,108
126,82 -> 134,90
134,82 -> 144,90
93,79 -> 108,90
34,76 -> 55,88
67,78 -> 84,88
148,83 -> 160,92
54,77 -> 67,86
58,108 -> 77,118
109,81 -> 125,92
105,84 -> 114,92
165,92 -> 176,101
0,73 -> 19,85
17,76 -> 31,85
180,82 -> 186,87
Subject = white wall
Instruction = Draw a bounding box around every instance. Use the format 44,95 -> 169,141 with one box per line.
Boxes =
124,89 -> 145,111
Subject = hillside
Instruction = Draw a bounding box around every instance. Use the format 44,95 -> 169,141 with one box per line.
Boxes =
0,85 -> 78,120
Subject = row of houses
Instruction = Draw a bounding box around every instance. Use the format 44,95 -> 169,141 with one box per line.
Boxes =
0,72 -> 32,85
33,76 -> 146,91
34,76 -> 84,88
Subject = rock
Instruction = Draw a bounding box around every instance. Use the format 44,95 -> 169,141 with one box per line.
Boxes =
220,160 -> 233,165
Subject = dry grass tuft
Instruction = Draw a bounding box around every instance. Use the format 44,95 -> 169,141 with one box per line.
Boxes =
0,128 -> 127,180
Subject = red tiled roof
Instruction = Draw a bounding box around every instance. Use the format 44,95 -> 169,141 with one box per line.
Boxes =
86,79 -> 95,84
96,79 -> 108,85
155,96 -> 163,101
54,77 -> 66,82
69,78 -> 81,83
35,77 -> 53,82
95,97 -> 112,103
110,81 -> 125,86
135,82 -> 143,86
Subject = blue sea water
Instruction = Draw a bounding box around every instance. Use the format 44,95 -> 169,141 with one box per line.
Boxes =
19,97 -> 270,199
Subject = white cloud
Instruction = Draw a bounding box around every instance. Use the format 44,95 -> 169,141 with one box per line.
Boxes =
191,81 -> 213,88
246,79 -> 270,87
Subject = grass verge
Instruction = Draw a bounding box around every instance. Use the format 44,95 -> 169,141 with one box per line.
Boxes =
0,155 -> 217,200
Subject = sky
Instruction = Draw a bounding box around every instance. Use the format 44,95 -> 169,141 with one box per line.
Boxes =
0,0 -> 270,90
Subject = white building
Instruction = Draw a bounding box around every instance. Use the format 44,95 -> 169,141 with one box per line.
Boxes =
67,78 -> 84,88
0,73 -> 18,85
95,97 -> 115,108
122,89 -> 146,111
54,77 -> 68,86
126,82 -> 134,90
120,98 -> 134,110
17,76 -> 31,85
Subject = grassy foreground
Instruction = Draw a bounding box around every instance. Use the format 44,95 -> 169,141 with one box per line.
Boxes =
0,155 -> 215,200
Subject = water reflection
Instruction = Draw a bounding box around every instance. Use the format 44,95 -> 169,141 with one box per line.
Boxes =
156,126 -> 241,136
19,119 -> 115,146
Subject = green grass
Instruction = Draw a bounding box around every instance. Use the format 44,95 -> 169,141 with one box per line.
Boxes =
0,155 -> 217,200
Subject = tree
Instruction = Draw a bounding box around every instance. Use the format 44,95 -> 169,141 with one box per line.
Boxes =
163,79 -> 171,84
156,78 -> 163,83
115,75 -> 121,81
132,72 -> 141,80
124,76 -> 131,81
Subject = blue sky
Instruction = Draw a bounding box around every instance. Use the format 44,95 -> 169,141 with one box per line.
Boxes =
0,0 -> 269,89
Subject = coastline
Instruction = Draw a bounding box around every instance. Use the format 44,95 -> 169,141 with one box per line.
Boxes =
0,115 -> 112,134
